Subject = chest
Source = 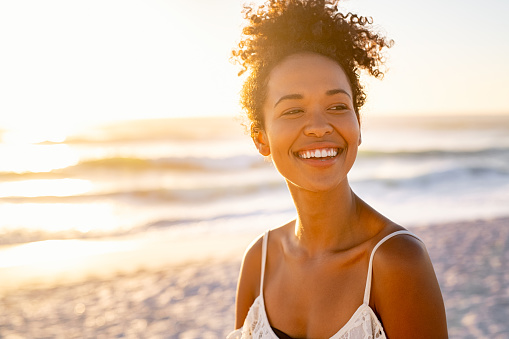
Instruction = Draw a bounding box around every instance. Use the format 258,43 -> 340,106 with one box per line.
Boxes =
263,251 -> 371,338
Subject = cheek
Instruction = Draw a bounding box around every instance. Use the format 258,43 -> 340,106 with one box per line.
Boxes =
346,116 -> 361,138
266,122 -> 297,152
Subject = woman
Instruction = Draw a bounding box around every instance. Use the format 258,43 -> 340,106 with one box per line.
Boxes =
228,1 -> 448,338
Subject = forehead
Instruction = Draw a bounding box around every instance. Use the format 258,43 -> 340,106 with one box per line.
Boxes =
266,52 -> 352,97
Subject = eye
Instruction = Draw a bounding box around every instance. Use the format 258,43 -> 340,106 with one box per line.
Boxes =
329,104 -> 348,111
281,108 -> 304,116
328,104 -> 348,111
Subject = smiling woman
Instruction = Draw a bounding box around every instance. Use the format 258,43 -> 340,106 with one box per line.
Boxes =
228,1 -> 448,338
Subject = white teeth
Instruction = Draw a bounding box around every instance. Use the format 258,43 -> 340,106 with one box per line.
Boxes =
298,148 -> 339,159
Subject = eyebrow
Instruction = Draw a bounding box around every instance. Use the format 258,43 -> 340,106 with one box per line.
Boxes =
326,89 -> 352,98
274,94 -> 303,108
274,89 -> 352,108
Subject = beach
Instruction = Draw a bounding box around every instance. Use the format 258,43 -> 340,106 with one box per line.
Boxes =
1,216 -> 508,339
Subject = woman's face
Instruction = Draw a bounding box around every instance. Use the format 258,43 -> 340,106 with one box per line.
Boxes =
253,52 -> 361,193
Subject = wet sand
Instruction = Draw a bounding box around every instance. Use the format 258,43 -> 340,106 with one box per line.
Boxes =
1,217 -> 508,338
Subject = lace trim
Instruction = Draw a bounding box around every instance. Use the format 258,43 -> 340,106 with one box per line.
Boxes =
227,296 -> 386,339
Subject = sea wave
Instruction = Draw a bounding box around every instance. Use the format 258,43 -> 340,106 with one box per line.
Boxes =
0,206 -> 294,246
73,154 -> 267,171
1,146 -> 507,179
0,154 -> 268,180
1,164 -> 508,204
358,146 -> 509,158
0,180 -> 287,203
354,165 -> 509,189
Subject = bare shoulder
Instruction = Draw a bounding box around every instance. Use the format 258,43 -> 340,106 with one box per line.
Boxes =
374,230 -> 430,271
234,232 -> 264,327
240,232 -> 265,294
234,222 -> 293,328
371,229 -> 448,338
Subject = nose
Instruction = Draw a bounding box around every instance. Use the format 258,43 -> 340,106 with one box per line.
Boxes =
303,110 -> 333,137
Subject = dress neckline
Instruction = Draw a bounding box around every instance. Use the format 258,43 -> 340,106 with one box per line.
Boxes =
259,293 -> 377,339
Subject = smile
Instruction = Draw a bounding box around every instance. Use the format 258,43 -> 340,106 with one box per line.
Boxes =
296,148 -> 340,159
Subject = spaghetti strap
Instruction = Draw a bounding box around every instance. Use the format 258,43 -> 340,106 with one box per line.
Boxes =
363,230 -> 422,304
260,230 -> 269,293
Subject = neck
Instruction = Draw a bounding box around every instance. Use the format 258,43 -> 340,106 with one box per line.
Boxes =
288,179 -> 365,255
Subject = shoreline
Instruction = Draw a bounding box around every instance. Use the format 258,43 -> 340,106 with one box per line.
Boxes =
1,216 -> 508,338
0,229 -> 258,294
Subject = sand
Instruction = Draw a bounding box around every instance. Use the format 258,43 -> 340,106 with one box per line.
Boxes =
1,217 -> 508,339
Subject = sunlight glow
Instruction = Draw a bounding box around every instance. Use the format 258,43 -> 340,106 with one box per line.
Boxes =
0,0 -> 243,128
0,0 -> 507,129
0,144 -> 79,173
2,127 -> 69,144
0,203 -> 118,234
0,179 -> 92,198
0,239 -> 135,268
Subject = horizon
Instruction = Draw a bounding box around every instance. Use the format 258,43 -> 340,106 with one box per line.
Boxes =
3,113 -> 508,147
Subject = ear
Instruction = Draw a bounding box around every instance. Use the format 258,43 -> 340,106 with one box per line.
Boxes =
358,132 -> 362,146
251,125 -> 270,156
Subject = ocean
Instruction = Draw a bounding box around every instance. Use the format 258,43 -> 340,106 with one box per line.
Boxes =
0,115 -> 508,275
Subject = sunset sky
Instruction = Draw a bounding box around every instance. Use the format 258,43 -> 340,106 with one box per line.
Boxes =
0,0 -> 508,140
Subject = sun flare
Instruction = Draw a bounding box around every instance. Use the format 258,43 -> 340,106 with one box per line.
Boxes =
0,239 -> 135,269
2,127 -> 69,144
0,179 -> 92,198
0,144 -> 79,173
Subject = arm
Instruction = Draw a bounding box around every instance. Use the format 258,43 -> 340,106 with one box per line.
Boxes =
234,235 -> 264,329
372,235 -> 448,338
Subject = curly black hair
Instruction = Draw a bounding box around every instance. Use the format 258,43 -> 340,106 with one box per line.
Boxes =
231,0 -> 393,133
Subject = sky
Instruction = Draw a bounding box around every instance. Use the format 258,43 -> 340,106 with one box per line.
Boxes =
0,0 -> 508,139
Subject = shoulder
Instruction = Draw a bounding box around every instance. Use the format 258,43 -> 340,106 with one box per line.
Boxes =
234,223 -> 292,328
373,231 -> 429,273
234,232 -> 264,328
238,232 -> 265,300
372,230 -> 436,299
237,224 -> 289,297
371,230 -> 448,338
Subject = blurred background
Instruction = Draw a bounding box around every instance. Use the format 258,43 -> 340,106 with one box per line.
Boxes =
0,0 -> 508,338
